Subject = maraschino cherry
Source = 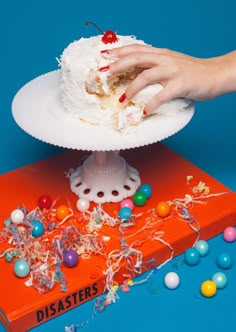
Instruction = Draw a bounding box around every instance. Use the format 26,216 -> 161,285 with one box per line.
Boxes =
85,21 -> 118,44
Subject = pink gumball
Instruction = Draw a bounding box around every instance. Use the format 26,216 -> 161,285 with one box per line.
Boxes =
223,227 -> 236,243
120,198 -> 134,211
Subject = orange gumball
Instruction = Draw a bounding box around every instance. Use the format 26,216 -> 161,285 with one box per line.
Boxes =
56,204 -> 70,221
156,201 -> 171,217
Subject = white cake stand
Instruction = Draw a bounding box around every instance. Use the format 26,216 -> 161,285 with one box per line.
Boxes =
12,70 -> 194,204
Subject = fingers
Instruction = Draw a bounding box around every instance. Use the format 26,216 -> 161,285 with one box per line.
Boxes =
123,66 -> 169,100
109,52 -> 163,74
106,43 -> 190,60
144,82 -> 180,115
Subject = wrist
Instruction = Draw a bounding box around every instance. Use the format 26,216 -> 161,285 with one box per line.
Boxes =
213,51 -> 236,96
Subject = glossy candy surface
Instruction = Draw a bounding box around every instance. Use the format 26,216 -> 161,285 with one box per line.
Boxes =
63,249 -> 78,267
14,259 -> 30,278
184,248 -> 200,266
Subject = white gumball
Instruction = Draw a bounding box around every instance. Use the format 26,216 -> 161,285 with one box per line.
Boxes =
76,198 -> 90,212
164,272 -> 180,289
10,209 -> 24,224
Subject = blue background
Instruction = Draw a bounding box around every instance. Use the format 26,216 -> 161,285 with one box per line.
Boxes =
1,1 -> 235,331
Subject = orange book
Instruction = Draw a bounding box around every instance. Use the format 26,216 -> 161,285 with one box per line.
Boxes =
0,143 -> 236,332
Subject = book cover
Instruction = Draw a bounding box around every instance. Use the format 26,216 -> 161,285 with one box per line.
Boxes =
0,143 -> 236,332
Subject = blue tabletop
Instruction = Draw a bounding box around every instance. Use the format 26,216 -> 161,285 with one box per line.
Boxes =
1,1 -> 236,332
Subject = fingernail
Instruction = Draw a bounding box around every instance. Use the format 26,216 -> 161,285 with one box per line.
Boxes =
100,50 -> 112,54
99,66 -> 109,72
119,93 -> 127,103
143,109 -> 148,116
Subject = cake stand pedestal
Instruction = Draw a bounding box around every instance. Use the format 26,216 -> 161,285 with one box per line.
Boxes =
12,70 -> 195,204
69,150 -> 140,203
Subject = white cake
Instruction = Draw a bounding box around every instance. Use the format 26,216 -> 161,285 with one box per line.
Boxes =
59,32 -> 191,131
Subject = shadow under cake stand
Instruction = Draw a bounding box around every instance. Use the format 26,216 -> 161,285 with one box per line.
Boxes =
12,70 -> 195,204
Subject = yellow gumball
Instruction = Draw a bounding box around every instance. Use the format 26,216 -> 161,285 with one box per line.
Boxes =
201,280 -> 217,297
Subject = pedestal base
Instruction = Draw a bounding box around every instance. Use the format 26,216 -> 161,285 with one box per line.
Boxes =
69,151 -> 141,204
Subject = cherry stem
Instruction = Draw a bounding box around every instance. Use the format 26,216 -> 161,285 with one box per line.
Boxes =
85,21 -> 104,35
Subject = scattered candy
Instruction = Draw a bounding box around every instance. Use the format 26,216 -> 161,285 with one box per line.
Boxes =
212,272 -> 227,289
156,201 -> 170,218
201,280 -> 217,297
223,226 -> 236,243
14,259 -> 30,278
164,272 -> 180,289
184,248 -> 200,266
76,197 -> 90,212
38,194 -> 52,209
139,184 -> 152,199
216,252 -> 232,269
56,205 -> 70,221
31,220 -> 45,238
133,192 -> 147,206
10,209 -> 24,224
63,249 -> 79,268
120,198 -> 134,211
194,240 -> 209,256
119,207 -> 132,221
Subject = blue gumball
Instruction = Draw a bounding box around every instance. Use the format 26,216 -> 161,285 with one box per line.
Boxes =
119,207 -> 132,221
184,248 -> 200,266
139,184 -> 153,199
216,252 -> 232,269
31,220 -> 45,238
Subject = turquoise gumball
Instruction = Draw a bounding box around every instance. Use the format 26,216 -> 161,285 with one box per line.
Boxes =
14,259 -> 30,278
31,220 -> 45,238
195,240 -> 209,257
139,184 -> 152,199
119,207 -> 132,221
212,272 -> 227,289
184,248 -> 200,266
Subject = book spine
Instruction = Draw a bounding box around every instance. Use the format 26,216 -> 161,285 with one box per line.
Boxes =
0,279 -> 105,332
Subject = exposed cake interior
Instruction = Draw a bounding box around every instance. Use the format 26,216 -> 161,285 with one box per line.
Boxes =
85,67 -> 144,111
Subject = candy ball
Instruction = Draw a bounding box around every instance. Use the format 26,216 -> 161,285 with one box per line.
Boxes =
14,259 -> 30,278
10,209 -> 24,224
195,240 -> 209,257
164,272 -> 180,289
212,272 -> 227,289
133,192 -> 147,206
139,184 -> 152,199
76,198 -> 90,212
63,249 -> 78,267
120,198 -> 134,211
119,207 -> 132,221
56,205 -> 70,221
201,280 -> 217,297
38,194 -> 52,209
216,252 -> 232,269
156,201 -> 171,218
184,248 -> 200,266
223,227 -> 236,243
31,220 -> 44,238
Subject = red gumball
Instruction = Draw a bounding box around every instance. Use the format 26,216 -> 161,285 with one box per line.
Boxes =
38,194 -> 52,209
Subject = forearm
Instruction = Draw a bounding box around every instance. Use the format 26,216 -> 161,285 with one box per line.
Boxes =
214,50 -> 236,96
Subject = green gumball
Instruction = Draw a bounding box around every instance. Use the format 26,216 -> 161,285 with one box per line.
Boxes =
133,191 -> 147,206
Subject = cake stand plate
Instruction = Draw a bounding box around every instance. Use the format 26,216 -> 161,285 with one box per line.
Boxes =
12,70 -> 195,203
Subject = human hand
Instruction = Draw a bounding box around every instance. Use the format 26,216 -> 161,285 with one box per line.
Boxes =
102,45 -> 236,115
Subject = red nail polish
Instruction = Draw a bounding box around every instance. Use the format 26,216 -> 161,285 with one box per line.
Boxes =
119,93 -> 126,103
100,50 -> 111,54
99,66 -> 109,72
143,109 -> 147,116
